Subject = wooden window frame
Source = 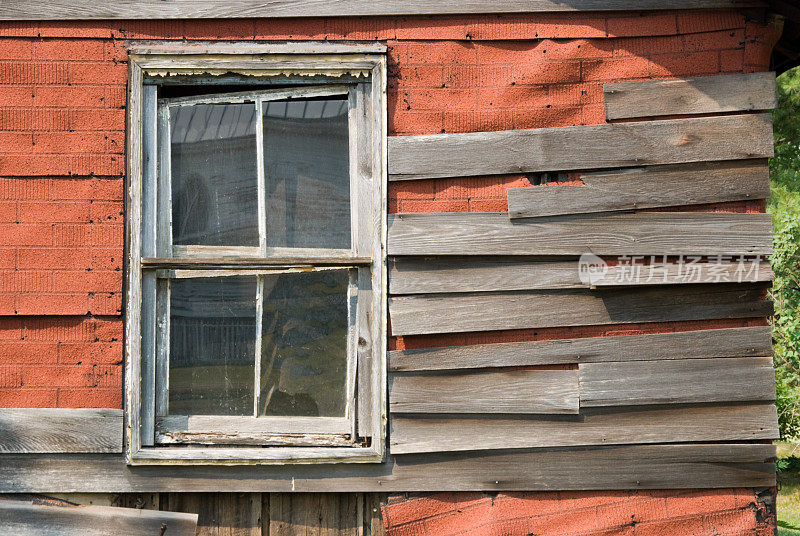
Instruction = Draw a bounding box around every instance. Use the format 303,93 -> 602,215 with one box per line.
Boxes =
125,42 -> 387,465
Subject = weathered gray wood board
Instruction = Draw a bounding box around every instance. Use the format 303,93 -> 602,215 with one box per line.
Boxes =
387,212 -> 773,257
142,256 -> 373,268
159,493 -> 263,536
154,492 -> 387,536
0,409 -> 122,454
389,257 -> 773,295
389,325 -> 772,372
0,444 -> 775,492
389,284 -> 771,335
0,500 -> 197,536
389,369 -> 579,414
0,1 -> 766,20
390,403 -> 779,454
579,357 -> 776,407
269,493 -> 363,536
507,160 -> 771,219
603,72 -> 778,121
388,114 -> 774,181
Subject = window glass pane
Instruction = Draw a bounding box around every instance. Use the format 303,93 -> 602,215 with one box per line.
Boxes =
170,103 -> 259,246
168,276 -> 257,415
263,97 -> 351,250
259,270 -> 350,417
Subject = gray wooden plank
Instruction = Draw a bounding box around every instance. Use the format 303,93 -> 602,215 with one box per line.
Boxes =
389,257 -> 773,294
507,159 -> 771,219
0,408 -> 122,454
388,212 -> 773,257
389,325 -> 773,372
0,500 -> 197,536
0,444 -> 775,492
388,114 -> 774,181
390,403 -> 779,454
0,1 -> 767,20
603,72 -> 778,121
389,284 -> 772,336
579,356 -> 776,407
270,493 -> 361,536
160,493 -> 261,536
389,369 -> 579,414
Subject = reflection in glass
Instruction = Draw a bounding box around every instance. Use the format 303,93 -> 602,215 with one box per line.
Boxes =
168,277 -> 257,415
170,103 -> 259,246
263,98 -> 351,250
259,270 -> 350,417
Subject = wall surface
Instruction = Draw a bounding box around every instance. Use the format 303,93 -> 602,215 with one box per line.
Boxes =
0,8 -> 783,535
0,9 -> 780,408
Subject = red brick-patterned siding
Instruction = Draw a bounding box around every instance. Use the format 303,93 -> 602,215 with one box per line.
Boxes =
382,489 -> 777,536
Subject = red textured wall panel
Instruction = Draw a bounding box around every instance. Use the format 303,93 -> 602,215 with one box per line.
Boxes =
381,489 -> 777,536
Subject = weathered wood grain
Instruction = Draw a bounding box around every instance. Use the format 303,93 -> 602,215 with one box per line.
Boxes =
389,284 -> 771,335
507,160 -> 771,218
160,493 -> 261,536
0,444 -> 775,492
389,325 -> 772,372
387,212 -> 773,257
389,257 -> 773,294
603,72 -> 778,120
389,369 -> 579,414
0,408 -> 122,454
388,114 -> 774,180
125,59 -> 144,459
0,1 -> 767,20
0,500 -> 197,536
141,257 -> 372,268
579,357 -> 776,407
390,403 -> 779,453
270,493 -> 362,536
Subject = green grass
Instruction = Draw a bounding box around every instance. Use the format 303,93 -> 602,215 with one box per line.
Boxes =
778,442 -> 800,534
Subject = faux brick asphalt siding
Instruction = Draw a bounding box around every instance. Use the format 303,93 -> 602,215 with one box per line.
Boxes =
381,489 -> 777,536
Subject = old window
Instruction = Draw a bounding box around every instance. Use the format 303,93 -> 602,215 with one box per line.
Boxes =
125,43 -> 386,464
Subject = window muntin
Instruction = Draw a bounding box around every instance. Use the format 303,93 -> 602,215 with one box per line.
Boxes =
126,47 -> 386,464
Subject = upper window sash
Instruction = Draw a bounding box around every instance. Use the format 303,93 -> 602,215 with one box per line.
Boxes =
149,84 -> 364,262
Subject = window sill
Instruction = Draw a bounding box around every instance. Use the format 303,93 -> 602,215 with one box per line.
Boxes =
128,445 -> 384,465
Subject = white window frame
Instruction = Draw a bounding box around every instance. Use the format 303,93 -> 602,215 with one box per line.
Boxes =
124,42 -> 387,465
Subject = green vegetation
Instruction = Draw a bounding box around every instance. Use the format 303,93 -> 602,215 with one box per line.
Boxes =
774,67 -> 800,536
778,442 -> 800,535
771,68 -> 800,441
